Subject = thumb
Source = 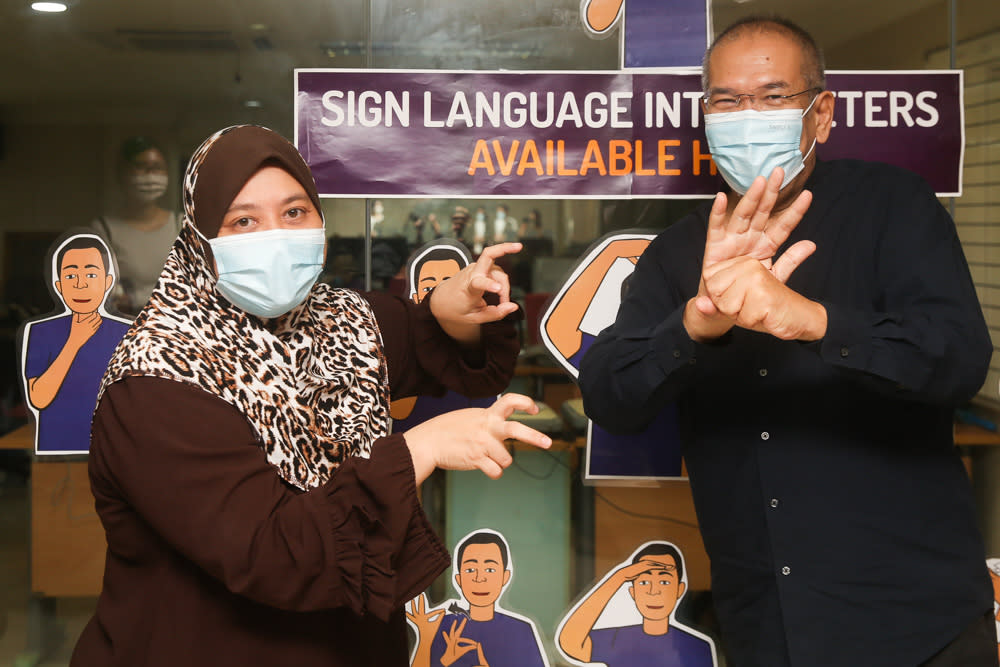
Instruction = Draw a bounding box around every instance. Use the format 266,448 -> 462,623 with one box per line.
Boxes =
772,240 -> 816,284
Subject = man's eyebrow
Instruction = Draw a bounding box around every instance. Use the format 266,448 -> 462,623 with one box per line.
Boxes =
419,276 -> 439,283
62,264 -> 79,270
708,80 -> 791,95
85,264 -> 101,269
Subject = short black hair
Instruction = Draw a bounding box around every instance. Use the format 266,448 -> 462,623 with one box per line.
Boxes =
702,15 -> 826,93
631,542 -> 684,581
120,135 -> 165,164
457,531 -> 509,570
411,246 -> 467,287
56,236 -> 111,276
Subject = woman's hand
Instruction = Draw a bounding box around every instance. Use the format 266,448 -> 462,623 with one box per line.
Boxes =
404,393 -> 552,484
428,243 -> 522,345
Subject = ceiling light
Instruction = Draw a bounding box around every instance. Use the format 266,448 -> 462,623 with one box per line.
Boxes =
243,99 -> 263,109
31,2 -> 68,12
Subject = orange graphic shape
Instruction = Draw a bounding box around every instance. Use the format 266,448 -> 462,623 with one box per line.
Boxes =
584,0 -> 624,34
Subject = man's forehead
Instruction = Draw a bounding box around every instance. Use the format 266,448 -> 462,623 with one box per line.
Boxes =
61,247 -> 105,269
706,30 -> 806,89
461,542 -> 503,563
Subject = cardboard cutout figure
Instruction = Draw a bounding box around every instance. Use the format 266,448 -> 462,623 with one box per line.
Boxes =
391,239 -> 494,432
407,529 -> 550,667
19,232 -> 131,454
989,558 -> 1000,661
539,232 -> 683,481
556,541 -> 717,667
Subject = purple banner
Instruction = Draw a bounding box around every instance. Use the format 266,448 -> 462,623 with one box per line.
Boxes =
295,69 -> 963,198
624,0 -> 709,68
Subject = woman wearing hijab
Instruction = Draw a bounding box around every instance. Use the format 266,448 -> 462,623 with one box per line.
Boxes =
70,125 -> 550,667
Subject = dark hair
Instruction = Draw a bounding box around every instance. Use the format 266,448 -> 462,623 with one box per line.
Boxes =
56,236 -> 111,276
457,531 -> 509,570
632,542 -> 684,581
702,15 -> 826,93
412,246 -> 466,281
120,136 -> 165,165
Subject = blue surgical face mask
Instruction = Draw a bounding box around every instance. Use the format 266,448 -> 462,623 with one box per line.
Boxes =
206,227 -> 325,318
704,96 -> 818,195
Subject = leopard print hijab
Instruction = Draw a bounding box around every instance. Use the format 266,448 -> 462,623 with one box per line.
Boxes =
99,125 -> 390,490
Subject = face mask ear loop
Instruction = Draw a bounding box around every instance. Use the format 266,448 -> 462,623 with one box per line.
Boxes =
802,137 -> 818,163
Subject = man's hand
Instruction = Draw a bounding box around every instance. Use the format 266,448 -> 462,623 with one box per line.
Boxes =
67,311 -> 102,351
684,167 -> 816,342
429,242 -> 521,345
440,617 -> 480,667
701,255 -> 827,341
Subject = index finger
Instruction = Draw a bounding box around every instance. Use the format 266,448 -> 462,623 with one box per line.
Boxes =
490,393 -> 539,418
473,242 -> 523,273
766,189 -> 813,247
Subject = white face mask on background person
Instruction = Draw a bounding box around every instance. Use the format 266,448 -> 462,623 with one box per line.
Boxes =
206,227 -> 326,318
129,173 -> 169,202
704,95 -> 818,195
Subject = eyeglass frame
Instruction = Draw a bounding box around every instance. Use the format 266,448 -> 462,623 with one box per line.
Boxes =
701,87 -> 823,113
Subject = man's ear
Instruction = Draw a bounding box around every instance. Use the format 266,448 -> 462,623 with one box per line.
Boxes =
677,581 -> 686,599
54,281 -> 62,296
411,292 -> 420,304
105,274 -> 114,292
502,569 -> 511,587
813,90 -> 836,144
628,584 -> 635,601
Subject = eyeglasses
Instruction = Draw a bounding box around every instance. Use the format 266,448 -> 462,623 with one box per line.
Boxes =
702,87 -> 821,113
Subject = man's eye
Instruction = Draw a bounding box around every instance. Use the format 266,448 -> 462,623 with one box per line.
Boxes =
713,97 -> 737,108
87,272 -> 98,279
287,207 -> 305,218
65,273 -> 77,280
485,567 -> 496,573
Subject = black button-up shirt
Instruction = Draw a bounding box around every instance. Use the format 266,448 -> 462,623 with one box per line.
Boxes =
580,160 -> 994,667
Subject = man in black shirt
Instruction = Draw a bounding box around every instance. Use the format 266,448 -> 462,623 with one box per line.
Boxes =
579,16 -> 998,667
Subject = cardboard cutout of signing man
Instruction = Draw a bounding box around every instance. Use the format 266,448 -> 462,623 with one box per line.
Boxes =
406,529 -> 549,667
391,239 -> 495,432
20,232 -> 131,454
989,558 -> 1000,662
557,541 -> 716,667
540,232 -> 682,481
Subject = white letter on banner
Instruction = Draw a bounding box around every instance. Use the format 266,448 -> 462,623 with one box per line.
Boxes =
529,92 -> 555,128
556,93 -> 583,128
423,91 -> 444,127
385,91 -> 410,127
358,91 -> 382,128
321,91 -> 345,127
651,92 -> 681,129
610,92 -> 633,128
889,91 -> 915,127
915,91 -> 940,128
865,91 -> 888,127
476,91 -> 502,128
585,92 -> 608,128
448,92 -> 474,128
685,92 -> 704,128
837,91 -> 863,128
504,92 -> 528,128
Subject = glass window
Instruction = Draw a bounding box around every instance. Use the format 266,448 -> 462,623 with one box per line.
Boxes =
2,3 -> 998,666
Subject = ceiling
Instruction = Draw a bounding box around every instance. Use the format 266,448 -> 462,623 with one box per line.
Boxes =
0,0 -> 945,127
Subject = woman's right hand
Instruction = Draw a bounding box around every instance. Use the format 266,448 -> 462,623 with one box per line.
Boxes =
404,393 -> 552,484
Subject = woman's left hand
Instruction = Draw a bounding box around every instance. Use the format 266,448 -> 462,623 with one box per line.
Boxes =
429,242 -> 521,345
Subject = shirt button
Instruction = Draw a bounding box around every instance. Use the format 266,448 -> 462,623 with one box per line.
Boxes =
759,368 -> 768,377
673,349 -> 681,358
688,358 -> 697,366
770,498 -> 779,508
840,346 -> 850,357
761,431 -> 770,441
781,566 -> 791,576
